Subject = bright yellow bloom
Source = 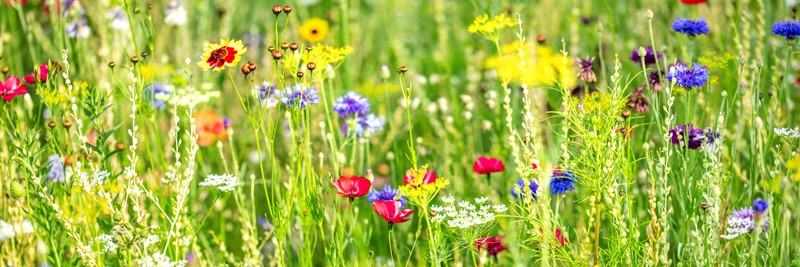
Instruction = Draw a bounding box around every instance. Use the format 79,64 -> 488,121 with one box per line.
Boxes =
399,166 -> 449,207
197,39 -> 247,72
300,18 -> 329,43
788,153 -> 800,182
468,14 -> 516,40
301,44 -> 354,72
484,41 -> 576,88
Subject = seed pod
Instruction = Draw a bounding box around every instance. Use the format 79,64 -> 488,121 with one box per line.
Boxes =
289,43 -> 299,51
398,66 -> 408,73
621,109 -> 631,118
296,72 -> 304,78
283,5 -> 293,14
1,66 -> 9,74
267,45 -> 276,52
537,34 -> 546,44
272,51 -> 283,60
272,5 -> 283,15
108,62 -> 116,69
115,142 -> 126,151
305,45 -> 313,52
701,202 -> 709,211
10,180 -> 25,199
48,121 -> 57,128
307,62 -> 317,71
247,62 -> 257,72
280,42 -> 289,50
140,51 -> 149,58
62,120 -> 73,128
130,55 -> 140,64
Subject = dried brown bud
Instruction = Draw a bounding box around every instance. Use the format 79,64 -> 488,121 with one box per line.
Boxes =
307,62 -> 317,71
537,34 -> 546,44
64,155 -> 75,166
398,66 -> 408,73
267,45 -> 276,52
130,55 -> 140,64
621,109 -> 631,118
48,121 -> 57,128
305,45 -> 313,52
140,51 -> 149,58
296,72 -> 305,78
283,5 -> 293,14
241,64 -> 252,75
281,42 -> 289,50
272,51 -> 283,60
108,62 -> 116,69
506,7 -> 513,14
0,66 -> 9,74
115,142 -> 127,151
247,62 -> 257,71
62,120 -> 73,128
272,5 -> 283,15
289,42 -> 299,51
701,202 -> 709,211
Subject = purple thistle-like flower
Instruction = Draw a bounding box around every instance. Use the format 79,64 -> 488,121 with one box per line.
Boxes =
669,124 -> 706,150
46,154 -> 65,182
646,70 -> 666,92
627,87 -> 650,113
667,63 -> 709,89
630,46 -> 662,66
672,18 -> 710,37
333,91 -> 371,118
257,82 -> 278,102
705,128 -> 720,145
367,185 -> 407,207
732,207 -> 769,231
575,56 -> 597,83
144,82 -> 170,109
772,20 -> 800,40
753,199 -> 769,213
281,85 -> 320,108
550,169 -> 577,195
510,178 -> 538,200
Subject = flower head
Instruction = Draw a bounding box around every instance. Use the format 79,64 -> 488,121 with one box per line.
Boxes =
510,178 -> 538,200
474,236 -> 507,256
550,168 -> 577,195
333,91 -> 370,117
403,169 -> 437,187
667,63 -> 709,89
774,127 -> 800,139
199,174 -> 239,192
473,157 -> 505,175
753,198 -> 768,213
575,56 -> 597,83
46,154 -> 65,182
145,82 -> 171,109
299,18 -> 329,43
24,62 -> 57,85
332,175 -> 371,199
372,200 -> 414,225
627,87 -> 649,113
368,185 -> 407,207
281,84 -> 320,108
107,8 -> 129,31
164,1 -> 187,26
772,20 -> 800,40
197,39 -> 247,72
721,207 -> 769,239
193,110 -> 228,147
65,17 -> 90,39
468,13 -> 516,40
680,0 -> 708,4
669,124 -> 705,150
630,46 -> 662,66
343,113 -> 383,137
1,76 -> 28,102
646,70 -> 665,92
672,18 -> 709,37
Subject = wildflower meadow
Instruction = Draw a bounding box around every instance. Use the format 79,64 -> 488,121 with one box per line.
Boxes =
2,0 -> 800,266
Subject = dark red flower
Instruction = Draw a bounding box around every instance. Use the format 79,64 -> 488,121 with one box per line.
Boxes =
680,0 -> 708,4
1,76 -> 28,102
332,175 -> 371,199
555,229 -> 569,247
475,236 -> 507,256
403,169 -> 436,187
24,62 -> 58,85
372,200 -> 414,224
473,157 -> 505,174
531,163 -> 538,170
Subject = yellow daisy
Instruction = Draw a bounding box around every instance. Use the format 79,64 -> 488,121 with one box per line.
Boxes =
299,18 -> 329,43
197,39 -> 247,72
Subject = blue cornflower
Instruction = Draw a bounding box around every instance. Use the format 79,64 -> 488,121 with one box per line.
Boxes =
281,85 -> 320,108
367,185 -> 407,207
46,154 -> 65,183
550,169 -> 577,195
352,114 -> 383,137
705,128 -> 720,145
65,17 -> 90,39
672,18 -> 709,37
753,198 -> 769,213
667,63 -> 709,89
510,178 -> 538,200
333,91 -> 371,118
145,82 -> 171,109
256,82 -> 279,107
772,20 -> 800,40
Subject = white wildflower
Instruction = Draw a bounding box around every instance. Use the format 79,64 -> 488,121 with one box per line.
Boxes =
774,127 -> 800,138
199,174 -> 240,192
95,234 -> 118,253
140,252 -> 186,267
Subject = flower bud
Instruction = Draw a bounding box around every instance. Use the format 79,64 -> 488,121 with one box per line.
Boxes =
380,65 -> 390,79
307,62 -> 317,71
48,121 -> 57,128
10,180 -> 25,199
272,51 -> 283,60
537,34 -> 546,44
247,62 -> 257,72
700,202 -> 709,211
280,42 -> 289,50
64,155 -> 75,166
115,142 -> 127,151
645,10 -> 654,20
241,64 -> 252,75
283,5 -> 293,14
140,51 -> 149,58
272,5 -> 283,15
267,45 -> 276,52
305,45 -> 313,52
62,120 -> 73,128
296,71 -> 304,78
130,55 -> 140,64
621,109 -> 631,118
0,66 -> 9,74
289,42 -> 299,51
398,66 -> 408,73
108,62 -> 116,69
637,47 -> 647,58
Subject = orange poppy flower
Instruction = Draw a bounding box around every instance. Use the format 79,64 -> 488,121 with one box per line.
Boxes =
193,110 -> 228,146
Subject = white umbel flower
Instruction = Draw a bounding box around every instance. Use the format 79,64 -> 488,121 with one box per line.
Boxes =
774,127 -> 800,138
199,173 -> 239,192
140,252 -> 187,267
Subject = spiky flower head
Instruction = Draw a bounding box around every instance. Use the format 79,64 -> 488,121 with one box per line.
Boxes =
667,63 -> 709,89
333,91 -> 370,117
672,18 -> 710,37
772,20 -> 800,40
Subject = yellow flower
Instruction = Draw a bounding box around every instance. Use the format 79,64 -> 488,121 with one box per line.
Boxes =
301,44 -> 354,80
300,18 -> 329,43
197,39 -> 247,72
484,42 -> 576,88
788,153 -> 800,182
468,14 -> 516,40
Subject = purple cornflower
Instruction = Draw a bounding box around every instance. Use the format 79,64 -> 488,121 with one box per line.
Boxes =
257,82 -> 279,107
721,207 -> 769,239
281,85 -> 320,108
630,46 -> 662,66
704,128 -> 720,145
46,154 -> 65,182
627,87 -> 650,113
333,91 -> 370,118
672,18 -> 710,37
669,124 -> 705,150
667,63 -> 709,89
343,114 -> 384,137
753,199 -> 768,213
367,185 -> 407,207
772,20 -> 800,40
145,82 -> 170,109
510,178 -> 538,200
550,169 -> 577,195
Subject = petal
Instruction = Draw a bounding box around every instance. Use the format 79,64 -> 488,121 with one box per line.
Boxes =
4,76 -> 20,88
23,74 -> 36,85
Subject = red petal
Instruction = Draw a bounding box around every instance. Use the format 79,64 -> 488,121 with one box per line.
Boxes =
23,74 -> 36,85
4,76 -> 20,88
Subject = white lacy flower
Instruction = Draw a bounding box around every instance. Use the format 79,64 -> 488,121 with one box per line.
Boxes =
199,174 -> 239,192
140,252 -> 186,267
441,195 -> 455,203
95,233 -> 118,253
143,234 -> 159,249
0,220 -> 15,242
774,127 -> 800,138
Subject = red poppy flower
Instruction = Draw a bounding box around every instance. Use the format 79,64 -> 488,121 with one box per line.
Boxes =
680,0 -> 707,4
372,200 -> 414,225
24,62 -> 58,85
531,163 -> 538,170
403,169 -> 436,187
1,76 -> 28,102
475,236 -> 507,256
332,175 -> 371,199
555,228 -> 569,247
473,156 -> 505,174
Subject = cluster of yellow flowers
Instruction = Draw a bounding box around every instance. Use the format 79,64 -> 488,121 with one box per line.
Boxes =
399,166 -> 449,206
301,44 -> 354,70
468,14 -> 516,40
698,51 -> 736,85
788,154 -> 800,182
484,41 -> 576,88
